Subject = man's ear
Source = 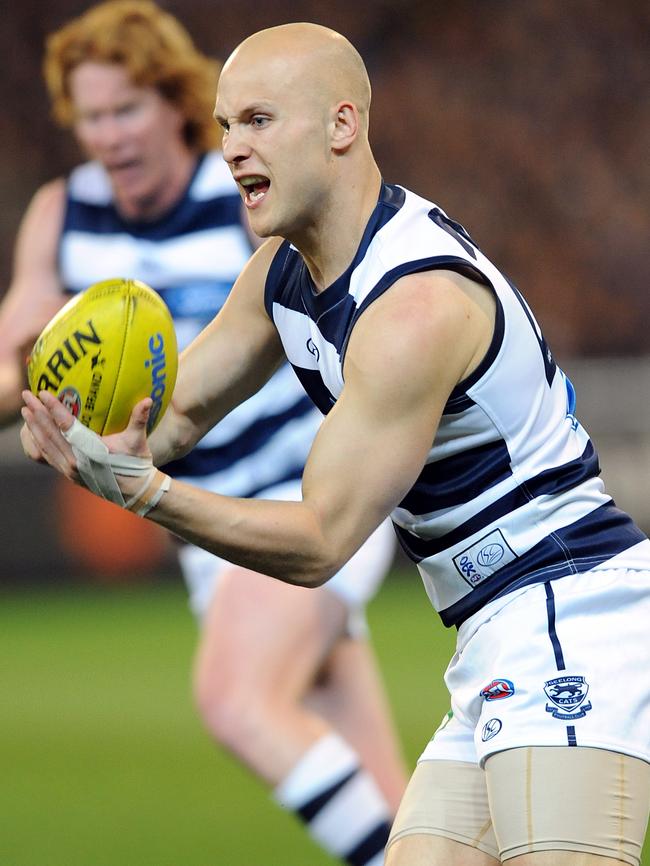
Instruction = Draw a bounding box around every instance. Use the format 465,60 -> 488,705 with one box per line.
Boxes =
331,102 -> 359,153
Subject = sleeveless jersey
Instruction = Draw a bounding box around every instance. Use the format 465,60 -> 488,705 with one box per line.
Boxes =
264,182 -> 646,627
59,152 -> 319,496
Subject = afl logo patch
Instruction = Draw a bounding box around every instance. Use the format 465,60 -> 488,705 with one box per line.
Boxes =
58,386 -> 81,418
482,718 -> 502,742
477,543 -> 504,567
480,679 -> 515,701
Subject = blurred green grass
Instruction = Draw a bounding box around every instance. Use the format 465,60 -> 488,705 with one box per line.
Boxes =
1,570 -> 647,865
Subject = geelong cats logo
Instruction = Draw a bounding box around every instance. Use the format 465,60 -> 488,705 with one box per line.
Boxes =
544,675 -> 592,720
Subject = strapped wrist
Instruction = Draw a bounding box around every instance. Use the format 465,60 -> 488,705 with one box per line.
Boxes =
62,418 -> 163,512
125,470 -> 171,517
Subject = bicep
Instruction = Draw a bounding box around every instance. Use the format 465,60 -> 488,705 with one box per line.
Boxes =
301,376 -> 443,568
299,271 -> 491,569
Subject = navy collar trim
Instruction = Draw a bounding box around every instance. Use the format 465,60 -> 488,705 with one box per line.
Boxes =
299,182 -> 406,320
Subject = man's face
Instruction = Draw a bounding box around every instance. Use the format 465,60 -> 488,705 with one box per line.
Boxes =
69,62 -> 186,219
215,57 -> 332,240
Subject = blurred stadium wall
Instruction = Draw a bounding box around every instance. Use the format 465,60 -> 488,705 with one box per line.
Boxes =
1,0 -> 648,584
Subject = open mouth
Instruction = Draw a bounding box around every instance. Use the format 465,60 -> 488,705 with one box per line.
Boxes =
239,175 -> 270,206
107,159 -> 142,179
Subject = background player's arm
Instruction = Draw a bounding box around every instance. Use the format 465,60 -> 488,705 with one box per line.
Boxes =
147,236 -> 286,465
0,180 -> 67,427
145,270 -> 494,584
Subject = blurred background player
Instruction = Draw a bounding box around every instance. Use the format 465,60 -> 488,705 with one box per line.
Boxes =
0,3 -> 406,863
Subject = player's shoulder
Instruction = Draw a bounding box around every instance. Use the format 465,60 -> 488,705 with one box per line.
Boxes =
372,183 -> 477,263
362,269 -> 476,346
18,177 -> 67,242
245,236 -> 286,275
9,177 -> 67,304
28,176 -> 67,213
348,267 -> 492,397
223,236 -> 285,299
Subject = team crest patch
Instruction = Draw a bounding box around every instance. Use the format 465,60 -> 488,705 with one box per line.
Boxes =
544,675 -> 592,720
480,679 -> 515,701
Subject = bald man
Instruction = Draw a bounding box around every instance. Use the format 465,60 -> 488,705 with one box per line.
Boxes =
5,9 -> 406,866
23,22 -> 650,866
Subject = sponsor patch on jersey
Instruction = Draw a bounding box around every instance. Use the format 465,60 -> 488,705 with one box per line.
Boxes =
480,678 -> 515,701
544,675 -> 592,720
482,718 -> 503,742
453,528 -> 517,587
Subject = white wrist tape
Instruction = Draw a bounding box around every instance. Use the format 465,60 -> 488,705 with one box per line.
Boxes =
124,470 -> 172,517
62,418 -> 162,511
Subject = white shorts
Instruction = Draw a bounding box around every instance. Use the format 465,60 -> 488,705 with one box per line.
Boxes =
178,479 -> 396,637
420,540 -> 650,768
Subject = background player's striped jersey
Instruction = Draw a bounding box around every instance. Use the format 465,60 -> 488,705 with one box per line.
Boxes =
59,151 -> 319,497
264,183 -> 646,627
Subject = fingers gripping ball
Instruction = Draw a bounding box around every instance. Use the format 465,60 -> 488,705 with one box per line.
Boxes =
27,278 -> 178,435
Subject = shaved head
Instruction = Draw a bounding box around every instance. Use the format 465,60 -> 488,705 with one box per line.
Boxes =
215,22 -> 381,259
221,23 -> 371,130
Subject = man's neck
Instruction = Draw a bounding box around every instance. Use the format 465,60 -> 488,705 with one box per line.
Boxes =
297,164 -> 382,292
114,147 -> 198,222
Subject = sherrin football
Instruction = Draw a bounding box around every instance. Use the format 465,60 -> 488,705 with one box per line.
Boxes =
27,278 -> 178,435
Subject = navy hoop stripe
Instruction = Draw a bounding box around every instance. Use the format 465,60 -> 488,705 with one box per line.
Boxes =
297,769 -> 357,822
346,821 -> 391,866
399,438 -> 512,515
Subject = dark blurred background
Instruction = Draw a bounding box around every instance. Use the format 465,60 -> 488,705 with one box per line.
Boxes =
1,0 -> 649,583
3,0 -> 649,355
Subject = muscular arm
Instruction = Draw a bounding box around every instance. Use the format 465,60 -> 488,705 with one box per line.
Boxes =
22,268 -> 494,586
146,269 -> 495,584
0,180 -> 67,427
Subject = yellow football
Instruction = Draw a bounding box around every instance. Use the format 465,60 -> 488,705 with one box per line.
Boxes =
27,278 -> 178,435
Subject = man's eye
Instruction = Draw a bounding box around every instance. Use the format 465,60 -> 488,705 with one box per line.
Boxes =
251,116 -> 268,127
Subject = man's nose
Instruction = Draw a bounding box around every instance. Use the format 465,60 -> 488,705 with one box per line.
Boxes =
95,115 -> 127,149
222,126 -> 251,165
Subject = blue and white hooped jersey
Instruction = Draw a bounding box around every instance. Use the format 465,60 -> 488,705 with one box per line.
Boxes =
264,182 -> 647,627
59,151 -> 319,496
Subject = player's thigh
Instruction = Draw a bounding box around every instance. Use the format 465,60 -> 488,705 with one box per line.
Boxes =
485,746 -> 650,866
195,562 -> 349,701
386,833 -> 497,866
387,759 -> 499,864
